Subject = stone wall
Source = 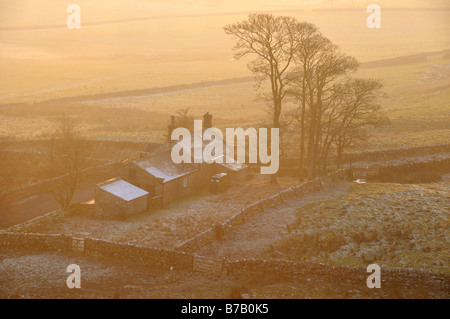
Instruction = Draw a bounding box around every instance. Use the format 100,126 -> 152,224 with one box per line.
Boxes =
84,238 -> 193,271
175,169 -> 349,253
1,232 -> 448,292
5,210 -> 68,233
223,259 -> 450,292
0,232 -> 72,251
280,143 -> 450,169
380,157 -> 450,178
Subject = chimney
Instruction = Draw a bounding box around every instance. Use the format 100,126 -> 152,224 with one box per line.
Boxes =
168,115 -> 177,143
202,112 -> 212,132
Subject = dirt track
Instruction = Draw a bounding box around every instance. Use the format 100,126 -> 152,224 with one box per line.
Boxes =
199,181 -> 352,259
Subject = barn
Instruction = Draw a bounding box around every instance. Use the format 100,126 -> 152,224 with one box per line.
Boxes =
95,178 -> 149,219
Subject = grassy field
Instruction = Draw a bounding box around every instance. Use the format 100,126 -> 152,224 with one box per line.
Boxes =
0,2 -> 449,191
271,179 -> 450,274
21,174 -> 300,249
2,248 -> 445,299
1,56 -> 448,151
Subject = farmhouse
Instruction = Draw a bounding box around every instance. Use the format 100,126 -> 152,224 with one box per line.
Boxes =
95,178 -> 149,219
123,149 -> 202,206
95,112 -> 248,218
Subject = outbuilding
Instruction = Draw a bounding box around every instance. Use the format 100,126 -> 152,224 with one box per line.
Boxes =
95,178 -> 149,219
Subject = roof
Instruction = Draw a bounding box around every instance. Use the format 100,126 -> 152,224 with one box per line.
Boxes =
215,155 -> 248,172
144,142 -> 164,154
97,178 -> 149,201
134,151 -> 198,183
212,173 -> 228,179
136,130 -> 246,182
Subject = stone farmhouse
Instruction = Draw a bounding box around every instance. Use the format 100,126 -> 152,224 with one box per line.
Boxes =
95,113 -> 248,218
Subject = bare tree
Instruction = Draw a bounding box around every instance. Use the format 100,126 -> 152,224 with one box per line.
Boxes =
224,14 -> 300,182
288,23 -> 330,178
224,14 -> 299,129
43,116 -> 92,210
331,78 -> 388,168
226,15 -> 387,179
289,36 -> 359,178
303,78 -> 387,173
175,107 -> 195,131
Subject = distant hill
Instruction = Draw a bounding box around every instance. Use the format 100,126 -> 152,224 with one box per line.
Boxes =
360,49 -> 450,69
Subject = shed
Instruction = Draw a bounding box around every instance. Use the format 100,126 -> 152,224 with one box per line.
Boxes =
214,155 -> 248,184
95,178 -> 149,219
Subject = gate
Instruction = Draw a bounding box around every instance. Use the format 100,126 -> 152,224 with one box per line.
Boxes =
193,255 -> 223,274
71,237 -> 85,252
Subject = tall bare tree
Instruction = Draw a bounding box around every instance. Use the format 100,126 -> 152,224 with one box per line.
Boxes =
289,35 -> 359,178
43,116 -> 92,210
331,78 -> 388,168
175,107 -> 195,131
289,23 -> 330,178
224,14 -> 299,182
224,13 -> 301,129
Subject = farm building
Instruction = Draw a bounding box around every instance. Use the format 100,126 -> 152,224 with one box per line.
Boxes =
117,113 -> 247,205
95,178 -> 149,219
121,151 -> 248,206
122,150 -> 203,206
95,112 -> 248,217
215,155 -> 248,184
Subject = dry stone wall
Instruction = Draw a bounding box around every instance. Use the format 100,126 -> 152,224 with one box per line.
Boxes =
175,169 -> 348,253
1,232 -> 448,292
6,210 -> 68,233
84,238 -> 193,271
0,232 -> 71,251
2,167 -> 447,292
223,259 -> 450,292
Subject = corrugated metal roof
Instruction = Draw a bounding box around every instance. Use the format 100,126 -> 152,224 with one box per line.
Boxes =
98,179 -> 149,201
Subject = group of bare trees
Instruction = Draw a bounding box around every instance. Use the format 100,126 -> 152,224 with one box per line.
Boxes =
225,14 -> 387,179
0,117 -> 92,213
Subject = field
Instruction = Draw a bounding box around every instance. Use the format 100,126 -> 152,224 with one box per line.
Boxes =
199,176 -> 450,274
2,249 -> 443,299
17,175 -> 300,249
0,1 -> 449,300
1,3 -> 450,151
2,176 -> 449,299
